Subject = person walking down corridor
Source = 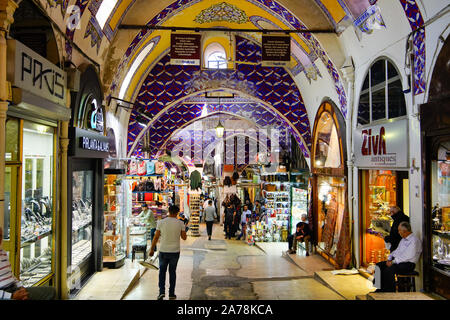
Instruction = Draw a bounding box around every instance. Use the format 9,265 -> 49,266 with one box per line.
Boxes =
237,205 -> 251,241
205,200 -> 218,240
224,204 -> 235,240
149,205 -> 187,300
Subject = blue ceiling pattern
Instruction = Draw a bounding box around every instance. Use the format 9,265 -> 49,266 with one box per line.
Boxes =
128,36 -> 311,159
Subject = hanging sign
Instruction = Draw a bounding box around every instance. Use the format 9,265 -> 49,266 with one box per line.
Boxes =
261,35 -> 291,67
170,33 -> 201,66
354,119 -> 408,168
7,40 -> 67,106
87,97 -> 104,133
69,127 -> 110,158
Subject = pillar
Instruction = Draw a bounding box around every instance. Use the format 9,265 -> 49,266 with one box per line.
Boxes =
0,0 -> 18,232
58,120 -> 70,299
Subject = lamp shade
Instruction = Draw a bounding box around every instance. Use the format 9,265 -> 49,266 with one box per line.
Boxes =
215,120 -> 225,138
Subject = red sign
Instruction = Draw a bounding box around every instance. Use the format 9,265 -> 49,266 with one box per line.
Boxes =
361,127 -> 386,156
170,33 -> 201,66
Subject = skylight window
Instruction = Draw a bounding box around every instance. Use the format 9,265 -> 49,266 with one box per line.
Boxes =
96,0 -> 118,29
119,42 -> 155,100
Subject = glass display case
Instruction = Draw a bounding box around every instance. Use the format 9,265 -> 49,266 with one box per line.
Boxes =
316,176 -> 346,257
265,190 -> 290,241
71,171 -> 93,272
20,121 -> 55,287
103,172 -> 126,268
431,145 -> 450,274
291,187 -> 308,234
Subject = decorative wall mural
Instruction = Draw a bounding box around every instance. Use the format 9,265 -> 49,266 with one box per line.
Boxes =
194,2 -> 249,24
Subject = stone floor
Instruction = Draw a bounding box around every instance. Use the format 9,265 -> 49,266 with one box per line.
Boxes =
72,222 -> 435,301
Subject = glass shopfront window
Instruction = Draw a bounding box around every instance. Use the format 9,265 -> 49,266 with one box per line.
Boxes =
20,121 -> 54,287
314,111 -> 341,169
431,142 -> 450,274
316,176 -> 346,256
361,170 -> 409,266
71,171 -> 93,271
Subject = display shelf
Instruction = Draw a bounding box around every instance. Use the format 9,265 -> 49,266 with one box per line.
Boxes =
21,230 -> 52,248
433,230 -> 450,240
126,174 -> 164,178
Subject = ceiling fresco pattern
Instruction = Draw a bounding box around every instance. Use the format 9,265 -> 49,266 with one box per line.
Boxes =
127,36 -> 311,158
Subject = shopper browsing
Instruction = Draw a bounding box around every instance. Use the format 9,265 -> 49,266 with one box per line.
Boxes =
137,203 -> 157,251
149,205 -> 187,300
0,227 -> 56,300
237,205 -> 251,241
204,200 -> 218,240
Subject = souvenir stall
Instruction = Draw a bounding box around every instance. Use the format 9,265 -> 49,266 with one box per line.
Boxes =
311,101 -> 350,269
125,158 -> 172,256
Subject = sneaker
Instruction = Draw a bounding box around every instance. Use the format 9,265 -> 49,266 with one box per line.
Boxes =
169,295 -> 177,300
157,293 -> 165,300
288,250 -> 296,254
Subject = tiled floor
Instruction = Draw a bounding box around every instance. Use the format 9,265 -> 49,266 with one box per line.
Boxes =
73,223 -> 385,300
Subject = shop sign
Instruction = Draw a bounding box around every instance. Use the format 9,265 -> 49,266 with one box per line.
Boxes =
80,136 -> 109,152
69,127 -> 110,158
7,40 -> 67,106
354,119 -> 408,168
87,98 -> 104,133
261,35 -> 291,67
170,33 -> 201,66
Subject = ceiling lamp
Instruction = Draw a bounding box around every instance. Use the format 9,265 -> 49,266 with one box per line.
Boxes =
215,120 -> 225,138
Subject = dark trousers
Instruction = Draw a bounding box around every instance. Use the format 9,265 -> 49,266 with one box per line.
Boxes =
375,261 -> 415,292
150,228 -> 157,251
3,283 -> 56,300
206,221 -> 214,237
158,252 -> 180,296
225,221 -> 233,239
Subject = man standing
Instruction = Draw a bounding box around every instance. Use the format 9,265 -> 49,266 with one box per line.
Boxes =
374,221 -> 422,292
0,227 -> 55,300
383,206 -> 409,251
149,205 -> 186,300
237,205 -> 251,241
204,200 -> 218,240
224,204 -> 235,240
137,203 -> 157,250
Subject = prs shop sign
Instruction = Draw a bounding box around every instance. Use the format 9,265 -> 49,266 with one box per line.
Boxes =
354,119 -> 408,168
7,40 -> 66,106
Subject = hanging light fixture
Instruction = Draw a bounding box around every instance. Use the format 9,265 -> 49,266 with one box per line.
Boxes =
215,97 -> 225,138
215,119 -> 225,138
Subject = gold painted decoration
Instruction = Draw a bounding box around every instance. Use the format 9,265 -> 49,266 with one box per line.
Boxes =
194,2 -> 248,24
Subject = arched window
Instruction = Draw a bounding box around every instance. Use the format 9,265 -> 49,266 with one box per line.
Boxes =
357,59 -> 406,125
204,42 -> 227,69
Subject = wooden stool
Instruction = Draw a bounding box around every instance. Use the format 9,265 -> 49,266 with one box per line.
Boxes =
396,271 -> 419,292
132,243 -> 147,262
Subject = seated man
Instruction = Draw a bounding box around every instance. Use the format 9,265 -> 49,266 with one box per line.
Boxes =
287,215 -> 311,256
0,227 -> 56,300
373,221 -> 422,292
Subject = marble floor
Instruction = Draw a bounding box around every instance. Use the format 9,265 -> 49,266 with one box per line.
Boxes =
74,222 -> 377,300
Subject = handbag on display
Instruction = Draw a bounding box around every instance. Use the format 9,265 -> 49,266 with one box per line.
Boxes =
146,160 -> 155,175
129,159 -> 138,175
137,160 -> 147,176
155,161 -> 165,174
138,180 -> 146,191
154,178 -> 161,191
145,179 -> 155,191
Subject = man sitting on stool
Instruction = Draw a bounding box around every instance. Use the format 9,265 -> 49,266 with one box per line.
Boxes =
287,214 -> 311,256
373,221 -> 422,292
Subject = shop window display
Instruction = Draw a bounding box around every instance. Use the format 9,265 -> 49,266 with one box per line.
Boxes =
314,111 -> 341,169
20,122 -> 54,287
71,171 -> 93,271
316,176 -> 346,256
431,143 -> 450,274
361,170 -> 399,266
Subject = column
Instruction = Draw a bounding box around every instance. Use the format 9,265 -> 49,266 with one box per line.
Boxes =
58,121 -> 70,299
0,0 -> 18,231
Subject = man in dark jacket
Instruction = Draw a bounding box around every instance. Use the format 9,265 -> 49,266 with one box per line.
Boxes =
383,206 -> 409,252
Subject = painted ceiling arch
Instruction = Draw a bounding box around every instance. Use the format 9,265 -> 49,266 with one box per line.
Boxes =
126,38 -> 311,159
